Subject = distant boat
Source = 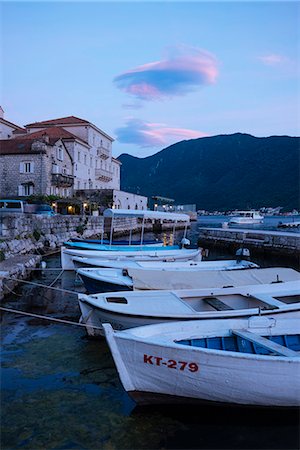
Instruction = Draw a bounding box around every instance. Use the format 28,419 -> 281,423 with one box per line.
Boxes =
229,211 -> 264,224
79,276 -> 300,337
76,259 -> 260,293
103,315 -> 300,407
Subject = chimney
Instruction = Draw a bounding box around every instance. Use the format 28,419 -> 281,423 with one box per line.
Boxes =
42,132 -> 50,144
0,106 -> 4,119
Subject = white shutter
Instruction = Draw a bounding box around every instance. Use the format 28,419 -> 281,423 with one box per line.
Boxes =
18,185 -> 23,196
30,162 -> 35,173
19,162 -> 24,173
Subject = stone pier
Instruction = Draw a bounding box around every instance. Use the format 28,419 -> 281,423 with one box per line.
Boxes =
198,227 -> 300,261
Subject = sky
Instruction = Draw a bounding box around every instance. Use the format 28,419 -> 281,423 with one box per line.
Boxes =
1,1 -> 299,157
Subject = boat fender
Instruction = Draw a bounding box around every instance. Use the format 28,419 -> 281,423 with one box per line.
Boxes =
181,237 -> 190,248
122,269 -> 128,277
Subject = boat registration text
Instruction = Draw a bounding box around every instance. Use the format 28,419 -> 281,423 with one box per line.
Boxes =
143,354 -> 199,372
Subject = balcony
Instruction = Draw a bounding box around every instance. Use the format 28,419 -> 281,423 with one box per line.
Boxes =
95,168 -> 113,182
97,145 -> 110,159
51,173 -> 74,187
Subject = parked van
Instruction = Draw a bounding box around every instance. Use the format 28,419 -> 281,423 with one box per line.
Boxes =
33,204 -> 56,216
0,199 -> 27,214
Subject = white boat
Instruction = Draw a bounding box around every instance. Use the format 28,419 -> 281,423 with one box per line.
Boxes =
229,211 -> 264,224
78,276 -> 300,337
76,259 -> 260,293
103,315 -> 300,407
61,247 -> 201,270
61,208 -> 197,269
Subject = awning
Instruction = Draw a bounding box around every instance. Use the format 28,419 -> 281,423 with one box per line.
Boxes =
103,208 -> 190,222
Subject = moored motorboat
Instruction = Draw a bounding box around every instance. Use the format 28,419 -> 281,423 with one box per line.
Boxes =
76,259 -> 260,293
103,315 -> 300,407
229,210 -> 264,224
78,277 -> 300,337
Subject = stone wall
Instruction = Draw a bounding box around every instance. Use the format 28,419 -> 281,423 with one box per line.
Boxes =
0,214 -> 105,259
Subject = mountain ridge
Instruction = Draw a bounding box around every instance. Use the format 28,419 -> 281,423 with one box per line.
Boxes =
118,133 -> 300,211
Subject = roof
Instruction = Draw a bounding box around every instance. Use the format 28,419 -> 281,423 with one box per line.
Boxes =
0,139 -> 46,155
103,208 -> 190,221
0,117 -> 26,131
25,115 -> 114,142
25,116 -> 89,128
22,126 -> 89,146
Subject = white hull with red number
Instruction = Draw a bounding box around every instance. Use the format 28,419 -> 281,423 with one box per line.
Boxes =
103,316 -> 300,407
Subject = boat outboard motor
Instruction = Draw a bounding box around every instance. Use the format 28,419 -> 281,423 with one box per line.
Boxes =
236,247 -> 250,263
181,237 -> 191,248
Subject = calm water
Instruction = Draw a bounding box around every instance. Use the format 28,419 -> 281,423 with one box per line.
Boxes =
1,218 -> 299,450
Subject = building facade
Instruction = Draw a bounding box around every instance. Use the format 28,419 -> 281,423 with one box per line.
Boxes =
25,116 -> 121,192
0,135 -> 73,198
0,109 -> 148,210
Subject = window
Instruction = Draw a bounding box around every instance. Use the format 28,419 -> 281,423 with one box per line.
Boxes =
84,154 -> 87,165
78,151 -> 81,162
18,183 -> 34,196
57,146 -> 63,161
20,162 -> 34,173
77,181 -> 80,189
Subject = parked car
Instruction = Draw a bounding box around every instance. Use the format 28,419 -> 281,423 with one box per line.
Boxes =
34,204 -> 56,216
0,199 -> 27,214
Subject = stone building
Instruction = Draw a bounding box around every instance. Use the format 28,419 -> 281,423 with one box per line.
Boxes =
0,132 -> 73,197
24,116 -> 121,192
0,109 -> 148,210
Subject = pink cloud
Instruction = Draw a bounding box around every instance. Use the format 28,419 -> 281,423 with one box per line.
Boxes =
114,46 -> 219,100
115,119 -> 207,147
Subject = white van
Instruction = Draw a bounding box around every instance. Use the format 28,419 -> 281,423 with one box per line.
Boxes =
0,199 -> 27,214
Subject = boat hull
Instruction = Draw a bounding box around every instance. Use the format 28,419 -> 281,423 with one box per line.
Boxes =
61,247 -> 201,270
103,319 -> 300,407
79,273 -> 133,294
78,297 -> 300,338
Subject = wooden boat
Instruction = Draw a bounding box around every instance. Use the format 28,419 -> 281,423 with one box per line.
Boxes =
103,315 -> 300,407
61,208 -> 195,269
71,238 -> 163,245
76,259 -> 260,293
64,241 -> 177,251
61,247 -> 201,270
78,277 -> 300,337
72,256 -> 207,269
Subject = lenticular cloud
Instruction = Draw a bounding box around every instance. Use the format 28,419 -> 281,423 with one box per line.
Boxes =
114,47 -> 218,100
115,119 -> 206,147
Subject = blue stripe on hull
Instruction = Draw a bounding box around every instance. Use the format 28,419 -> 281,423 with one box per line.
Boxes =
79,274 -> 132,294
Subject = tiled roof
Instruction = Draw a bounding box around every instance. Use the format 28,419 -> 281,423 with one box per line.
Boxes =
0,126 -> 89,155
0,117 -> 26,131
25,116 -> 90,128
0,139 -> 45,155
23,126 -> 89,146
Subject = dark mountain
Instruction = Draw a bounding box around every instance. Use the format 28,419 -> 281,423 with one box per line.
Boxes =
118,133 -> 300,211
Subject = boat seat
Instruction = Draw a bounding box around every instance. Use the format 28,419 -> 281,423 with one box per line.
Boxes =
231,329 -> 299,357
252,294 -> 284,309
203,297 -> 234,311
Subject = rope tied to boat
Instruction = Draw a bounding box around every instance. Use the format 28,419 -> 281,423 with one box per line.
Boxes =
0,305 -> 103,331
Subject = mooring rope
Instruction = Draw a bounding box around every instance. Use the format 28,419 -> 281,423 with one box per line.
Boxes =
0,276 -> 79,295
0,306 -> 103,331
